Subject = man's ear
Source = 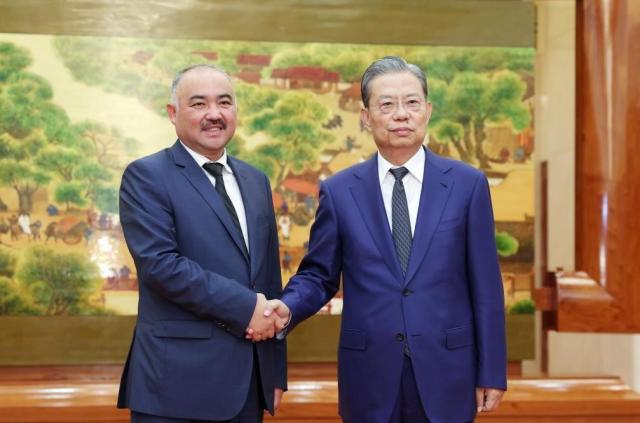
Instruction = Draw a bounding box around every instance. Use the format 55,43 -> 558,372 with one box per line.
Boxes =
424,101 -> 433,125
360,106 -> 371,131
166,103 -> 177,124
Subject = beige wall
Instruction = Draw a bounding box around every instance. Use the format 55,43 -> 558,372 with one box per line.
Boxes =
533,0 -> 640,392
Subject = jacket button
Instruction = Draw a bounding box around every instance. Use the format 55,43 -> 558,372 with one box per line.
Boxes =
250,283 -> 256,289
402,288 -> 412,296
396,333 -> 405,342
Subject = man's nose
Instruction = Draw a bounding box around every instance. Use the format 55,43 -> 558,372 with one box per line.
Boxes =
392,102 -> 409,119
205,105 -> 223,119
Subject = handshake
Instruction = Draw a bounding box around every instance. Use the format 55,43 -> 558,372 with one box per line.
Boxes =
245,293 -> 291,341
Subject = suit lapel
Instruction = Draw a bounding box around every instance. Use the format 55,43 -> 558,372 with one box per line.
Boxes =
349,156 -> 404,283
404,149 -> 454,285
228,157 -> 260,280
169,142 -> 249,266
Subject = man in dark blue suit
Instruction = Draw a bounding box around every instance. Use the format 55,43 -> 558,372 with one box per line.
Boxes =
117,64 -> 287,422
261,57 -> 507,422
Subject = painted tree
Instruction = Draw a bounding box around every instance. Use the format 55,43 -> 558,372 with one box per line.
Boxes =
244,91 -> 334,188
54,182 -> 87,211
0,276 -> 36,315
0,43 -> 30,81
235,82 -> 281,114
430,70 -> 530,169
0,43 -> 131,214
429,78 -> 474,164
496,231 -> 520,257
0,44 -> 72,211
433,121 -> 467,161
324,49 -> 371,82
268,43 -> 377,83
0,246 -> 16,278
0,248 -> 33,315
409,47 -> 534,82
93,185 -> 119,214
0,157 -> 50,212
0,46 -> 51,211
1,47 -> 134,216
73,121 -> 137,171
74,162 -> 113,206
35,146 -> 83,182
15,246 -> 104,316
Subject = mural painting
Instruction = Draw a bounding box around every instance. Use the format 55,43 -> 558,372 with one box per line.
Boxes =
0,34 -> 535,318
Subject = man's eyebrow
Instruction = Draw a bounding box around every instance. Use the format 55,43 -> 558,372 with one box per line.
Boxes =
377,93 -> 422,100
187,93 -> 234,102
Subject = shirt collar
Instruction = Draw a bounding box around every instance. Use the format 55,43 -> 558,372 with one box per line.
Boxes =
180,140 -> 232,174
377,146 -> 425,185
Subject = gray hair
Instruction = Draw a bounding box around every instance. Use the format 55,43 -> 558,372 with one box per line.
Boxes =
170,64 -> 233,106
360,56 -> 428,107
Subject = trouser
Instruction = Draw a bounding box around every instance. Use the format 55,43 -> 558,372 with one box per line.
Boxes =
387,354 -> 430,423
132,349 -> 265,423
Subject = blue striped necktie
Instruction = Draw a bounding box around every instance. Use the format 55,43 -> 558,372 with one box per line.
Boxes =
389,167 -> 412,275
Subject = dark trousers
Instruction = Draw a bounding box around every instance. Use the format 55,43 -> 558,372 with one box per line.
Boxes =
388,355 -> 430,423
131,350 -> 265,423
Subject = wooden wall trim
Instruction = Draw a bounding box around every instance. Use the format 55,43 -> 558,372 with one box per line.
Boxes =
0,0 -> 534,47
570,0 -> 640,332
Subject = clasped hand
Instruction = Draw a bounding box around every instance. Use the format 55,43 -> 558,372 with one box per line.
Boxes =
245,293 -> 290,341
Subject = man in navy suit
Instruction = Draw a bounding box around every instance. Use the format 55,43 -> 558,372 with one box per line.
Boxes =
117,64 -> 286,422
260,56 -> 507,422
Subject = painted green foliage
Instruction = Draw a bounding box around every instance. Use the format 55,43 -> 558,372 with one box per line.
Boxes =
15,246 -> 107,315
269,43 -> 373,82
496,230 -> 520,257
509,298 -> 535,315
0,245 -> 16,277
0,245 -> 107,315
239,85 -> 335,187
0,42 -> 135,213
0,247 -> 33,315
52,37 -> 533,181
425,49 -> 533,169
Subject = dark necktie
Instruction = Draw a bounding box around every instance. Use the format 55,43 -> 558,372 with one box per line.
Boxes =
202,162 -> 245,246
390,167 -> 412,275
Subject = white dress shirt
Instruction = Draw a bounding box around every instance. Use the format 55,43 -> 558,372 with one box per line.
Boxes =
180,141 -> 249,252
377,147 -> 425,235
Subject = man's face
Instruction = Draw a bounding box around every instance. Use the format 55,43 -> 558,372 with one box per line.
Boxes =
361,71 -> 432,155
167,68 -> 237,160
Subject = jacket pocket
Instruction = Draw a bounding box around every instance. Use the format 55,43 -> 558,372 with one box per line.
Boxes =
445,324 -> 475,349
152,320 -> 213,339
340,329 -> 367,351
436,217 -> 465,232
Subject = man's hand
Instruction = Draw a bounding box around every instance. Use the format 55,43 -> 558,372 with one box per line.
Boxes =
274,388 -> 284,411
245,299 -> 291,341
263,299 -> 291,327
476,387 -> 504,413
246,293 -> 278,341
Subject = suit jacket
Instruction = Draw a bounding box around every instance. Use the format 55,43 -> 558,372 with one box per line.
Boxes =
281,147 -> 506,423
117,141 -> 286,421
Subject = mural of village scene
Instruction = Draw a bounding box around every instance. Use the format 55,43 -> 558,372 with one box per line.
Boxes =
0,34 -> 535,317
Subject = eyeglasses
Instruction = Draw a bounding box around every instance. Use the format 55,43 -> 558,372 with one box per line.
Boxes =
373,98 -> 425,115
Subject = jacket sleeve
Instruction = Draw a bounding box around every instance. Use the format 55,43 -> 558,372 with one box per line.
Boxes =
466,173 -> 508,390
281,181 -> 342,331
119,159 -> 257,339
